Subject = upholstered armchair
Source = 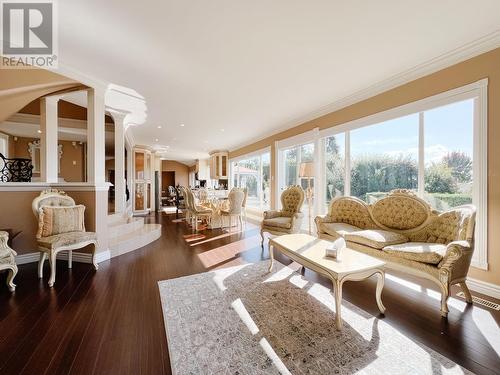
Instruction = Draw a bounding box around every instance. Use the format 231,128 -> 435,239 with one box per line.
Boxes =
184,188 -> 212,231
32,189 -> 98,287
260,185 -> 305,246
0,231 -> 18,292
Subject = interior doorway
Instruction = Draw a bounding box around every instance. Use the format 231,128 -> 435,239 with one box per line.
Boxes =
161,171 -> 176,207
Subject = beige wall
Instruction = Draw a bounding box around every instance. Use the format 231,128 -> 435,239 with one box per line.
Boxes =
0,190 -> 95,254
229,48 -> 500,286
161,160 -> 190,187
9,136 -> 86,182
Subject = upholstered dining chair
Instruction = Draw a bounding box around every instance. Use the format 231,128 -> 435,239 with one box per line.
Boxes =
220,188 -> 245,231
240,187 -> 248,226
32,189 -> 98,287
0,231 -> 18,292
185,188 -> 213,231
260,185 -> 305,246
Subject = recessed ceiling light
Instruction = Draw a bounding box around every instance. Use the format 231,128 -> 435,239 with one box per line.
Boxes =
157,125 -> 162,129
220,128 -> 225,132
37,130 -> 42,134
180,124 -> 185,127
155,138 -> 159,142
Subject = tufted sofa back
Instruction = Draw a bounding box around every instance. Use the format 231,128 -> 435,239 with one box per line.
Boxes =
328,197 -> 378,229
371,190 -> 432,231
280,185 -> 305,217
409,205 -> 476,244
327,190 -> 476,245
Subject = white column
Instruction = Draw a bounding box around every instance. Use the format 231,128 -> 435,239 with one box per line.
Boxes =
40,96 -> 59,183
112,112 -> 127,213
86,87 -> 108,253
87,88 -> 106,185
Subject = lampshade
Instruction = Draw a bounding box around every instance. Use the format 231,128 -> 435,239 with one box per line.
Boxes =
299,162 -> 315,178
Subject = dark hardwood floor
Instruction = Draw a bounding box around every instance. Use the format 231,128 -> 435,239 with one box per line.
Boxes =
1,212 -> 499,374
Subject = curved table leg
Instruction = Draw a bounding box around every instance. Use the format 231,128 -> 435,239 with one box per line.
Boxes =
7,266 -> 17,292
332,279 -> 343,330
375,270 -> 386,314
268,244 -> 274,272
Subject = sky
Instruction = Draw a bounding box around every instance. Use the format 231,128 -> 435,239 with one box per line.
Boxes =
348,98 -> 474,164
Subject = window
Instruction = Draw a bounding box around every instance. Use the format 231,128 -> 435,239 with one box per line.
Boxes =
423,99 -> 474,210
350,114 -> 418,203
231,149 -> 271,211
324,133 -> 345,206
315,79 -> 487,269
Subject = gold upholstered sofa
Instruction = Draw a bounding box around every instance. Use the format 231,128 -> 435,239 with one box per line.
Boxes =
315,190 -> 476,317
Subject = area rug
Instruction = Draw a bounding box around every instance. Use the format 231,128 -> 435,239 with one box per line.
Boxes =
158,261 -> 471,374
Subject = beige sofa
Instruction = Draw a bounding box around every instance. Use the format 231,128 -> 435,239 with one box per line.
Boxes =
315,190 -> 476,317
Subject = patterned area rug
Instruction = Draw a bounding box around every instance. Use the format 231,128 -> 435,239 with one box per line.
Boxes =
158,261 -> 471,374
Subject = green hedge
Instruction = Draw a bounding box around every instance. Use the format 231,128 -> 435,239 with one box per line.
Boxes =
426,193 -> 472,210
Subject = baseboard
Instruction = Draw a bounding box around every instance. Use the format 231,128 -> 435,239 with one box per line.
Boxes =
15,250 -> 111,265
15,253 -> 40,265
467,277 -> 500,300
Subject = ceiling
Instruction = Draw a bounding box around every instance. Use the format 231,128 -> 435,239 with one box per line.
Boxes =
56,1 -> 500,164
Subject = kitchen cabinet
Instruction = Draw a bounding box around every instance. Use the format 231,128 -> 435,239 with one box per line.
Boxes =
209,151 -> 228,179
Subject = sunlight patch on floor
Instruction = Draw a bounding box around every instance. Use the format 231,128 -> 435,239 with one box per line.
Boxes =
212,263 -> 251,291
231,298 -> 259,335
197,234 -> 260,268
259,338 -> 292,375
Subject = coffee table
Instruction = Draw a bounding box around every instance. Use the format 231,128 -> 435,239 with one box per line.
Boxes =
268,233 -> 386,330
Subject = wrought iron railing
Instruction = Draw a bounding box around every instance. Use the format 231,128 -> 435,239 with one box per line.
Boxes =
0,153 -> 33,182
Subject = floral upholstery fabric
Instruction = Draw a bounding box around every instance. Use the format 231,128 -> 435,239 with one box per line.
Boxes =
37,231 -> 97,250
262,217 -> 292,229
345,229 -> 408,250
328,198 -> 377,229
320,222 -> 361,237
37,205 -> 86,238
371,193 -> 430,230
382,242 -> 447,265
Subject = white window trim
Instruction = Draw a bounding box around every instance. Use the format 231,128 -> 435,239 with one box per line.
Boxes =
277,79 -> 488,270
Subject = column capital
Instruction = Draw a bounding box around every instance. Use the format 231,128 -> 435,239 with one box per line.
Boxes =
108,110 -> 130,126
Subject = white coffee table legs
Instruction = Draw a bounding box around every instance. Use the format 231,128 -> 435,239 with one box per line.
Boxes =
375,271 -> 386,314
268,244 -> 275,272
333,269 -> 386,330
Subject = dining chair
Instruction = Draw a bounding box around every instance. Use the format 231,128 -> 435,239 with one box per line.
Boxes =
220,188 -> 245,231
186,188 -> 213,231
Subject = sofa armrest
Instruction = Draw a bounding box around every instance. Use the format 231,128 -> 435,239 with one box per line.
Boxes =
439,240 -> 473,280
314,215 -> 332,234
263,210 -> 282,219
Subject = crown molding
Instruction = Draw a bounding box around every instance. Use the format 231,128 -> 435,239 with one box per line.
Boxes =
230,30 -> 500,153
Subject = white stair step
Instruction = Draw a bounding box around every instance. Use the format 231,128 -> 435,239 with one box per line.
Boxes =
108,217 -> 145,237
109,224 -> 161,257
107,212 -> 129,224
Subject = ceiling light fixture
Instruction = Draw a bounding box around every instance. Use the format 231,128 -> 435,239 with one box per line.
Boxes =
37,130 -> 42,134
157,125 -> 162,129
180,123 -> 185,127
220,128 -> 225,132
155,138 -> 159,142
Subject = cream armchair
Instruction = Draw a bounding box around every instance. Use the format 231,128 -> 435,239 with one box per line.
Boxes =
32,189 -> 98,287
260,185 -> 305,246
0,231 -> 18,292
